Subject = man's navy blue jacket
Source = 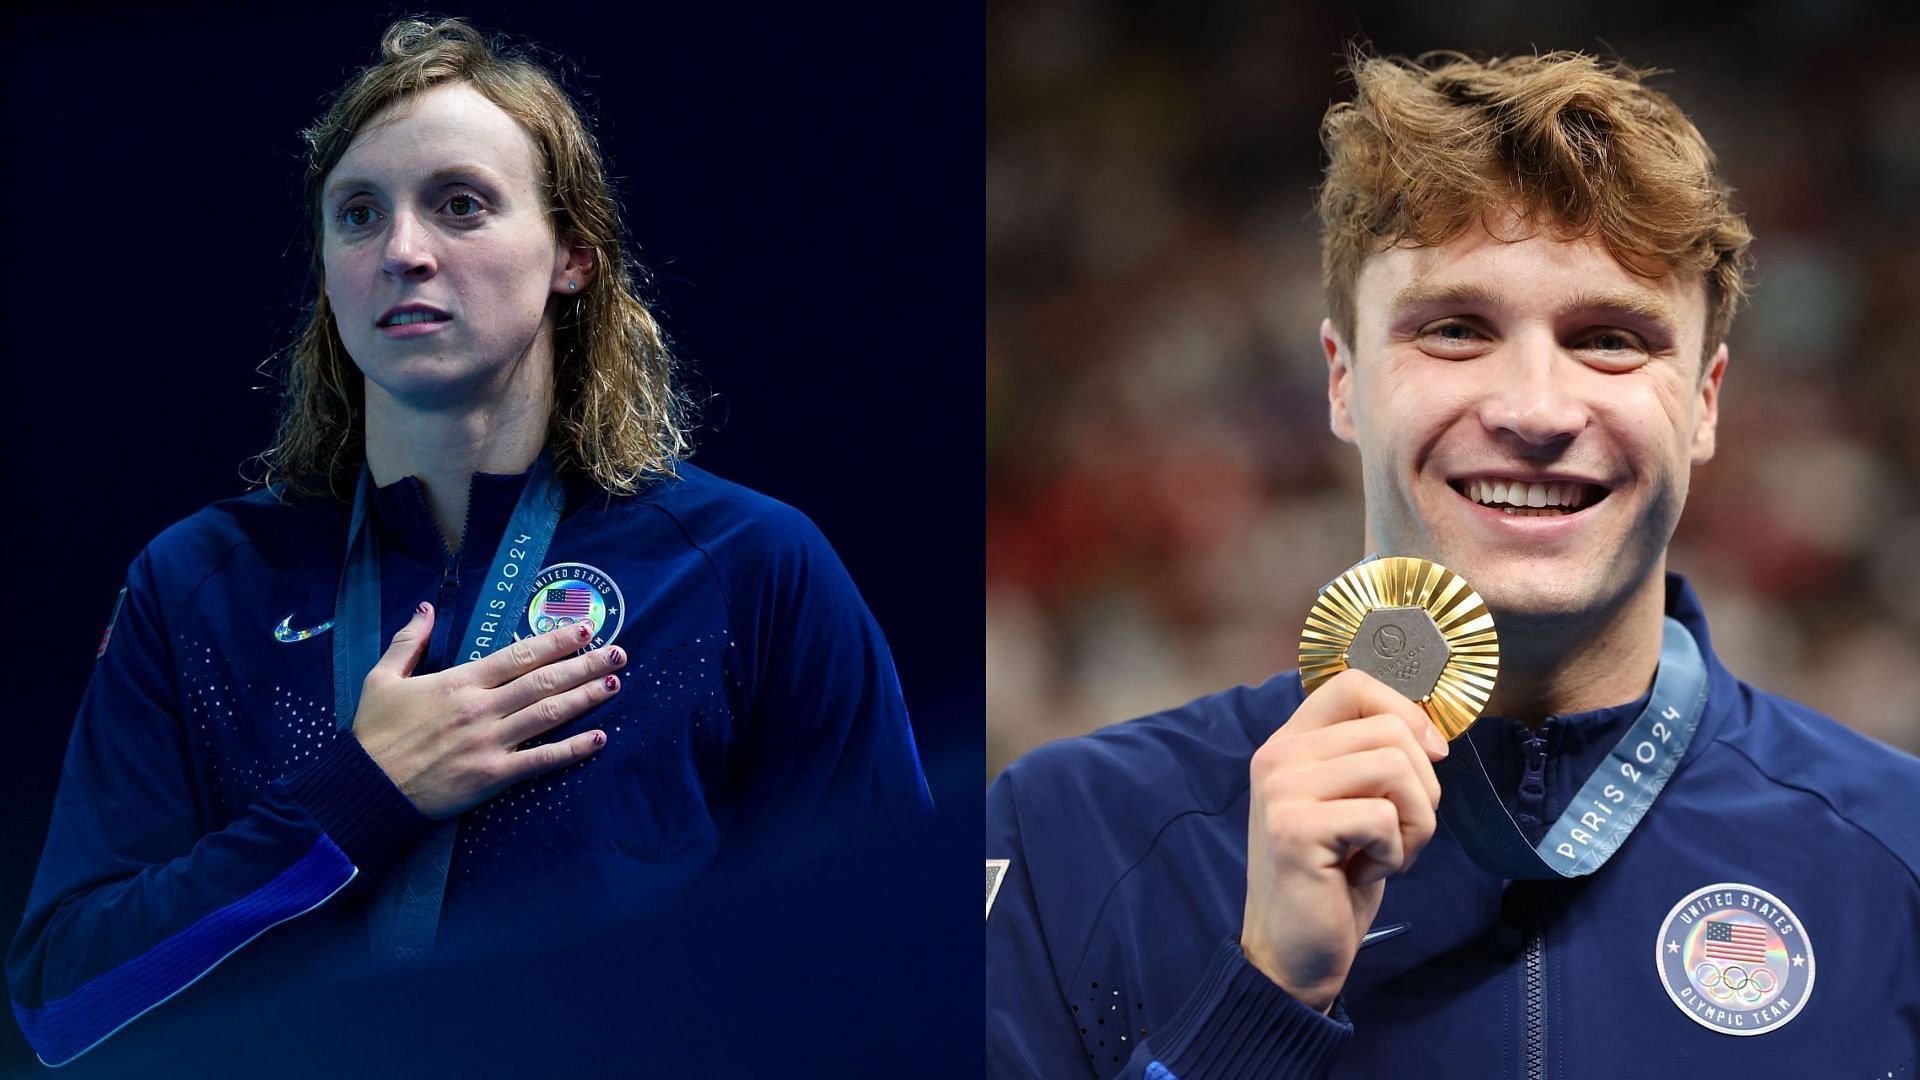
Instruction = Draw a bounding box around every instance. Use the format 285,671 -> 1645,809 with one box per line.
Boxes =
987,576 -> 1920,1077
9,462 -> 931,1068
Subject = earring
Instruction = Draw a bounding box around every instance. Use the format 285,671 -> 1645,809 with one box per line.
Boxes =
568,280 -> 577,291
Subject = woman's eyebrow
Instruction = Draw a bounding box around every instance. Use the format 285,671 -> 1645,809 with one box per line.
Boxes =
324,164 -> 505,201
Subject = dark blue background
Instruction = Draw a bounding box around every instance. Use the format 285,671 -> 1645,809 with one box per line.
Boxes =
0,5 -> 980,1075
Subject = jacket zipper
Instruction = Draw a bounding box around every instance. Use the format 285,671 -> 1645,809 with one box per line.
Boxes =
429,558 -> 460,668
1514,729 -> 1549,841
425,487 -> 468,670
1522,929 -> 1546,1079
1515,726 -> 1550,1079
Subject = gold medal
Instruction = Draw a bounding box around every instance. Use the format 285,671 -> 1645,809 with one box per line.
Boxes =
1299,557 -> 1499,740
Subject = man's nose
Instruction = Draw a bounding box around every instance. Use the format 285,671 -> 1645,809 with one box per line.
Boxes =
380,212 -> 437,280
1476,330 -> 1588,447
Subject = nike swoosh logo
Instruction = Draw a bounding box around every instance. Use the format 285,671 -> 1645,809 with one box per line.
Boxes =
273,613 -> 335,643
1360,923 -> 1411,949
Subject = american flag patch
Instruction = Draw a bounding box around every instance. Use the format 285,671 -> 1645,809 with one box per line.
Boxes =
1703,920 -> 1770,964
1657,883 -> 1813,1036
542,585 -> 595,618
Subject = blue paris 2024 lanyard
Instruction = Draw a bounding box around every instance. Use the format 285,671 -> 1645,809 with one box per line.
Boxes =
331,450 -> 564,965
1433,614 -> 1710,880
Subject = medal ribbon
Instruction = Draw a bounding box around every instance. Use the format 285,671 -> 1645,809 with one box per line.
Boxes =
1433,615 -> 1708,879
332,451 -> 564,964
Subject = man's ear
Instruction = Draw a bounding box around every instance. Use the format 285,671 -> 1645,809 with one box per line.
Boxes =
1324,318 -> 1358,445
1691,342 -> 1728,465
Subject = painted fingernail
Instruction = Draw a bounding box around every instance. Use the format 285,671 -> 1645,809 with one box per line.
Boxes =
592,731 -> 605,747
416,602 -> 430,615
603,675 -> 618,692
608,647 -> 624,667
576,625 -> 592,641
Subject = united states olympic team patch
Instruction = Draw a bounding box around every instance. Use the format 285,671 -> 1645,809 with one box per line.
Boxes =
1655,881 -> 1814,1035
517,562 -> 625,649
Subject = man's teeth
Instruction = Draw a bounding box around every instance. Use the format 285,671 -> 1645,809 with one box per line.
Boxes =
1463,478 -> 1591,511
385,311 -> 446,326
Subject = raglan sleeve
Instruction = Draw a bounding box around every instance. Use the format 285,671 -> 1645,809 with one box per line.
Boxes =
723,499 -> 933,830
5,546 -> 430,1067
987,764 -> 1352,1080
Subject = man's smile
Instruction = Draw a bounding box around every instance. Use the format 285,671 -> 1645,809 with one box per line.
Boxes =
1446,475 -> 1611,518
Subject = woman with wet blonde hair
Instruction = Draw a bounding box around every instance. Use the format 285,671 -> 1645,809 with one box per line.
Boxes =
263,17 -> 688,503
8,18 -> 930,1069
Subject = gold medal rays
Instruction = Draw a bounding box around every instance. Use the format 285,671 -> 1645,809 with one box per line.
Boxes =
1299,557 -> 1500,740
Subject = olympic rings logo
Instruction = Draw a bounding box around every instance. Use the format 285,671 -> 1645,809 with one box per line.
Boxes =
1691,961 -> 1779,1005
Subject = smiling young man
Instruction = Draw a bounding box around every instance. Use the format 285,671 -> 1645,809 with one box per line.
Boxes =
987,53 -> 1920,1077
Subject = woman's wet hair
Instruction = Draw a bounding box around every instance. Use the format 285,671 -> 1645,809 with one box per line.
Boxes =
258,17 -> 690,498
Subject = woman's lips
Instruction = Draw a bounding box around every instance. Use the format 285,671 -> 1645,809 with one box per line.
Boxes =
377,317 -> 451,339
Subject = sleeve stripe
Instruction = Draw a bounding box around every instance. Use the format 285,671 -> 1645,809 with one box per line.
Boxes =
12,835 -> 358,1068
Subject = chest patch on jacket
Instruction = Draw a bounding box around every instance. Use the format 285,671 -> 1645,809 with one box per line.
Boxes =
518,561 -> 626,648
1655,881 -> 1815,1036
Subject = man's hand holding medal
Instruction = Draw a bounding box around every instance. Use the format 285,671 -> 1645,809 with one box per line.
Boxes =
1241,557 -> 1498,1013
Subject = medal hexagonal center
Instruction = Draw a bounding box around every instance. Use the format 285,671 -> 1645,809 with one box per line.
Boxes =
1347,606 -> 1450,703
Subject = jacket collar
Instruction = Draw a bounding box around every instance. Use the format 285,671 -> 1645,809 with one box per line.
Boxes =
1464,572 -> 1733,771
1664,570 -> 1740,766
366,461 -> 604,568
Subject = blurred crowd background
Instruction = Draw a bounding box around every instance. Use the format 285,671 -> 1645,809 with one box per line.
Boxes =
987,1 -> 1920,778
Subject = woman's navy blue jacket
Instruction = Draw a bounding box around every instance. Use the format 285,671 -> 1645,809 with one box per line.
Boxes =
9,462 -> 930,1067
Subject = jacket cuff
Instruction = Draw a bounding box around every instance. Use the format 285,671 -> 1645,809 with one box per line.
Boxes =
279,735 -> 433,875
1139,937 -> 1351,1080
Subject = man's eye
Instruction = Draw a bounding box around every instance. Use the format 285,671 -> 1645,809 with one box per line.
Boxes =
1584,330 -> 1644,352
1418,320 -> 1486,352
